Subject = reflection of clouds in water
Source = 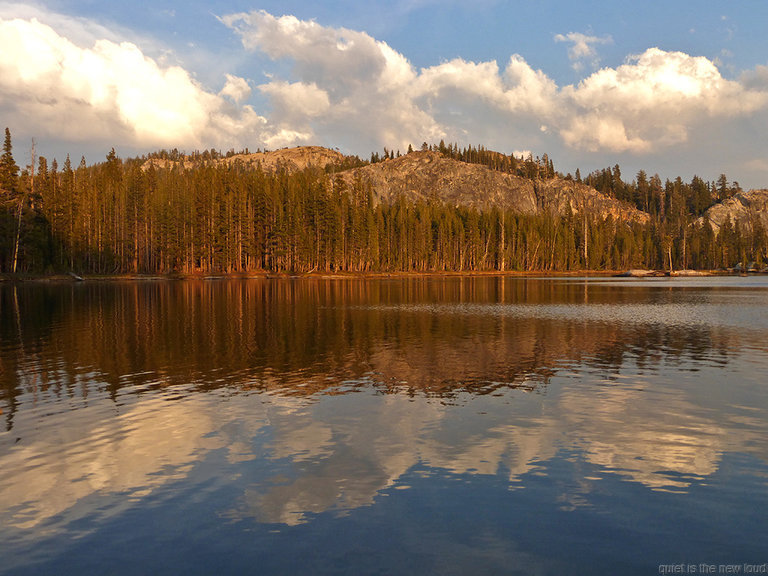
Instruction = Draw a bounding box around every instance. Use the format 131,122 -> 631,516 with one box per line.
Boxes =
246,395 -> 445,525
264,396 -> 335,463
236,394 -> 563,525
3,368 -> 766,531
0,376 -> 762,531
0,396 -> 224,530
241,398 -> 560,525
240,371 -> 766,524
3,277 -> 768,551
559,385 -> 722,490
421,423 -> 560,481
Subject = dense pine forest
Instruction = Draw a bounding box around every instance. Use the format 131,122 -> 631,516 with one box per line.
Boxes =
0,128 -> 765,275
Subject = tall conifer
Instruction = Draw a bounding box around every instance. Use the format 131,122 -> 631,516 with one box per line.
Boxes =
0,127 -> 19,196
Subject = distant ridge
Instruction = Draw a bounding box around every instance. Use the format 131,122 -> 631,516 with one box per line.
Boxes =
8,135 -> 768,275
143,145 -> 347,173
142,144 -> 768,235
336,149 -> 649,223
223,146 -> 347,172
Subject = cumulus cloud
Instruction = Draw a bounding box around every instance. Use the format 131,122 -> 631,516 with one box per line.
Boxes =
3,7 -> 768,186
222,10 -> 561,150
414,55 -> 557,118
256,81 -> 330,147
220,74 -> 251,103
0,16 -> 265,150
0,2 -> 125,46
222,10 -> 443,152
219,11 -> 768,159
259,81 -> 330,119
560,48 -> 768,152
554,32 -> 613,71
741,64 -> 768,90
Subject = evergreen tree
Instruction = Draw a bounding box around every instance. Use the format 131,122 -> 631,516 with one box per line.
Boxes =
0,129 -> 22,272
4,139 -> 765,276
0,129 -> 19,271
0,127 -> 19,196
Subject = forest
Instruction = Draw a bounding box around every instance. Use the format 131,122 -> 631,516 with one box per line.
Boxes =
0,128 -> 765,275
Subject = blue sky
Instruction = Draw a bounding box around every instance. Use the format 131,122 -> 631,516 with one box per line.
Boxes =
2,1 -> 768,188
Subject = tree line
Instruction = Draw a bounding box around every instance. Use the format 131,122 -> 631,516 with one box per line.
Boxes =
1,128 -> 765,275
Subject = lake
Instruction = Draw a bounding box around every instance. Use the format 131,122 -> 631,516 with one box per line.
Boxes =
2,276 -> 768,575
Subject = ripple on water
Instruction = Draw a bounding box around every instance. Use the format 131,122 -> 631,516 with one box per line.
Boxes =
2,278 -> 768,575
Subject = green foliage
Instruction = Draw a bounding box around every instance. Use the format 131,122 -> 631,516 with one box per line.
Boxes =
3,137 -> 767,275
0,128 -> 19,195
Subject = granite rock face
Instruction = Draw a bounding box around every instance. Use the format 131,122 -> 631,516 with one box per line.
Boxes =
144,146 -> 651,223
699,189 -> 768,234
337,150 -> 648,222
143,145 -> 347,173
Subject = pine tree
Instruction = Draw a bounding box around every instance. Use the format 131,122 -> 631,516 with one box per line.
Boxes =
0,127 -> 19,197
0,129 -> 19,271
0,129 -> 23,272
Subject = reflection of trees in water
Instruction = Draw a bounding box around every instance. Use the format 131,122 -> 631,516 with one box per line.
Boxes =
0,278 -> 744,427
0,284 -> 68,431
589,323 -> 729,372
1,278 -> 766,528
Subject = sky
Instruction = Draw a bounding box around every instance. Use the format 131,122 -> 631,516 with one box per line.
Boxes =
2,0 -> 768,188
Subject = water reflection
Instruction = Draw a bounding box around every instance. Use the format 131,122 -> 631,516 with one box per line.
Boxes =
1,277 -> 757,412
1,277 -> 768,539
0,390 -> 224,530
234,377 -> 738,525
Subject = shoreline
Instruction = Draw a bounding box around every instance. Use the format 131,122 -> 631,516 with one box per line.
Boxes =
0,268 -> 758,283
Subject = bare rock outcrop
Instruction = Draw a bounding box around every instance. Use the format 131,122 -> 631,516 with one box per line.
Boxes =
223,146 -> 347,172
337,150 -> 538,213
535,179 -> 649,224
142,145 -> 650,223
338,150 -> 648,223
699,189 -> 768,234
143,146 -> 347,174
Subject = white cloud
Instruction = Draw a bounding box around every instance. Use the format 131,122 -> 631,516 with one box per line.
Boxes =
501,54 -> 560,116
220,74 -> 251,103
217,11 -> 768,171
256,81 -> 330,147
262,128 -> 315,150
3,8 -> 768,187
743,158 -> 768,172
0,2 -> 123,45
741,64 -> 768,90
0,15 -> 266,150
413,55 -> 558,118
220,11 -> 397,91
259,81 -> 330,119
223,10 -> 443,152
221,11 -> 768,159
554,32 -> 612,71
559,48 -> 768,152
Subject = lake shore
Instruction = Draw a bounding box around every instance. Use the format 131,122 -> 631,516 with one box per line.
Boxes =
1,268 -> 756,283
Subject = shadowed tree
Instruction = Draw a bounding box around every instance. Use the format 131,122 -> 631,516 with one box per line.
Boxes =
0,128 -> 20,272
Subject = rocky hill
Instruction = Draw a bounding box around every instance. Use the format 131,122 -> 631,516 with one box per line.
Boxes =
223,146 -> 347,172
144,145 -> 649,222
699,189 -> 768,235
143,145 -> 347,173
337,150 -> 649,223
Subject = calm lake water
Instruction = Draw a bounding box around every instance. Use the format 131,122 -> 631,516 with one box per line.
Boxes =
2,276 -> 768,575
